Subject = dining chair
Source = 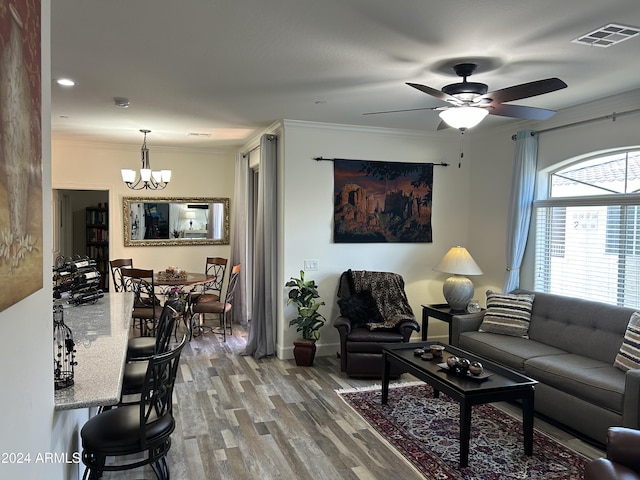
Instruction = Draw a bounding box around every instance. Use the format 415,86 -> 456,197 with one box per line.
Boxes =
80,335 -> 187,480
191,263 -> 240,341
188,257 -> 227,312
121,268 -> 161,336
109,258 -> 133,292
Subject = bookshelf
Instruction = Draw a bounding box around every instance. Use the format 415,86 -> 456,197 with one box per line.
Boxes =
86,206 -> 109,291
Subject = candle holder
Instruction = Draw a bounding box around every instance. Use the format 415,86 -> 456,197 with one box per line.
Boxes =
53,305 -> 77,390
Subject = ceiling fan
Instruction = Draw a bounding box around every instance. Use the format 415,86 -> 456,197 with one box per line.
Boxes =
366,63 -> 567,130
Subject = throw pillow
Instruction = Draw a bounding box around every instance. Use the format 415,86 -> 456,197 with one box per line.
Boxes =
614,312 -> 640,371
337,291 -> 383,328
478,290 -> 535,338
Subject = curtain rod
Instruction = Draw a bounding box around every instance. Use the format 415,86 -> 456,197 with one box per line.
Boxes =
511,107 -> 640,140
313,156 -> 449,166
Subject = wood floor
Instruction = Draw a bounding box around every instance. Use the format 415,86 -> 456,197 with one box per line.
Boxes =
98,322 -> 604,479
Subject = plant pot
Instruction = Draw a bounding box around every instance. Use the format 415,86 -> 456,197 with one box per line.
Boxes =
293,339 -> 316,367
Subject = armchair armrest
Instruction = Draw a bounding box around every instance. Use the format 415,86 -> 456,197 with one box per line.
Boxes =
451,312 -> 485,346
397,319 -> 420,341
334,315 -> 352,335
333,315 -> 352,372
607,427 -> 640,472
623,369 -> 640,429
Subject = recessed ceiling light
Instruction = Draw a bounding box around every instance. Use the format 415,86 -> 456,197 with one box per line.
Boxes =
56,78 -> 76,87
572,23 -> 640,47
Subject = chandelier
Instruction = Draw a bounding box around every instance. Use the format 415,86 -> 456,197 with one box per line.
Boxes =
121,129 -> 171,190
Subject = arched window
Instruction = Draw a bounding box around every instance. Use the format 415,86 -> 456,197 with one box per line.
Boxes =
533,148 -> 640,307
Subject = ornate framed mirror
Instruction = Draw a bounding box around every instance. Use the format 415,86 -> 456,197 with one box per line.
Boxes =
123,197 -> 230,246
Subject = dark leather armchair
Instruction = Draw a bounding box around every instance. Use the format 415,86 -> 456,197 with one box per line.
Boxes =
334,270 -> 419,377
584,427 -> 640,480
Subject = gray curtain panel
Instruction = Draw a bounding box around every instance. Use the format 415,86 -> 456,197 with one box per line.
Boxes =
243,134 -> 277,358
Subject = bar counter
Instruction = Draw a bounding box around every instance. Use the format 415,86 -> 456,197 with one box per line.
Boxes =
54,292 -> 133,410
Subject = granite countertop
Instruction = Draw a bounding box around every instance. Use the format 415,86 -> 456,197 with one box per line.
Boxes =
54,292 -> 133,410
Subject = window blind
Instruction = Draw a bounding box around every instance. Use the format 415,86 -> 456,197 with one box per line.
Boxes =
534,202 -> 640,308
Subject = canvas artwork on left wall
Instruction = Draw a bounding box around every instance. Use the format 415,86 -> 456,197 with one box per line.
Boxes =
0,0 -> 43,312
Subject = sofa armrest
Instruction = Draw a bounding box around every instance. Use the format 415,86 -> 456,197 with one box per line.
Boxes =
607,427 -> 640,472
451,312 -> 485,346
623,369 -> 640,429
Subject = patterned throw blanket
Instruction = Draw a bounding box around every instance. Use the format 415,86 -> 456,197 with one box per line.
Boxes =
348,270 -> 415,330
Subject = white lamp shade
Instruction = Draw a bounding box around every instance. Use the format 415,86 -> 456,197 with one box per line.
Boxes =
121,169 -> 136,183
140,168 -> 151,182
161,170 -> 172,182
439,106 -> 489,129
151,170 -> 162,182
433,246 -> 483,276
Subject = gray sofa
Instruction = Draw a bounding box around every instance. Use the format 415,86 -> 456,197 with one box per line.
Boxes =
451,289 -> 640,445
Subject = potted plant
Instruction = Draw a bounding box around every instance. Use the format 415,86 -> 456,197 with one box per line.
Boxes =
285,270 -> 326,366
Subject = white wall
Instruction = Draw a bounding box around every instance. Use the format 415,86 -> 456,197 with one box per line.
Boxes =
0,1 -> 59,478
52,140 -> 236,273
278,120 -> 485,358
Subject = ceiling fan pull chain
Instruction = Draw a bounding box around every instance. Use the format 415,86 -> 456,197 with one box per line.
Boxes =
458,130 -> 465,168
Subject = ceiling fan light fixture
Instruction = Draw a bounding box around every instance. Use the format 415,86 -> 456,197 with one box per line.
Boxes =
439,106 -> 489,130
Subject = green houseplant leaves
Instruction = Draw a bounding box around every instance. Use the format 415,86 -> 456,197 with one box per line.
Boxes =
285,270 -> 326,341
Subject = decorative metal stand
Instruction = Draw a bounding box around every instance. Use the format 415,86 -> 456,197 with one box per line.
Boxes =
53,305 -> 77,390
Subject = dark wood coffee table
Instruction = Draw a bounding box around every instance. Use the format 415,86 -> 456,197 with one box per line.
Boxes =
382,342 -> 538,467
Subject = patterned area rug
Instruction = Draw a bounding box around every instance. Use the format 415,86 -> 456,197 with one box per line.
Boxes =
337,383 -> 589,480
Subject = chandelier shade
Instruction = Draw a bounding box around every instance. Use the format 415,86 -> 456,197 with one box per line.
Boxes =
121,129 -> 171,190
439,106 -> 489,130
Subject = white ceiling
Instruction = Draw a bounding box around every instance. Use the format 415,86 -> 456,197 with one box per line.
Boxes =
51,0 -> 640,150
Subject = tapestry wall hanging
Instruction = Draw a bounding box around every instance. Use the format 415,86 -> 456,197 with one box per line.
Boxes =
333,159 -> 433,243
0,1 -> 43,313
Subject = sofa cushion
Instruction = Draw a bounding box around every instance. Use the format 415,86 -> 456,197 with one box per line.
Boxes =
337,290 -> 383,328
525,353 -> 625,414
478,290 -> 535,338
614,311 -> 640,371
458,331 -> 566,372
345,327 -> 404,354
514,289 -> 636,364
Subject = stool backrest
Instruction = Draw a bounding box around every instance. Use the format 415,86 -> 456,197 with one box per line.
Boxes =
139,335 -> 186,446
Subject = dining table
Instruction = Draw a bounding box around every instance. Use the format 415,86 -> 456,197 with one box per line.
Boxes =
153,271 -> 217,339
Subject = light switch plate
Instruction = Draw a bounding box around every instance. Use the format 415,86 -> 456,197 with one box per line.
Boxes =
304,259 -> 319,271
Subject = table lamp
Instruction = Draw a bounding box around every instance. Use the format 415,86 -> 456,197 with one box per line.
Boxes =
433,246 -> 483,312
185,211 -> 196,229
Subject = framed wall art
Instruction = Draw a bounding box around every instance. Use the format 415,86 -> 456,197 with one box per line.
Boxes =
0,1 -> 43,312
333,159 -> 434,243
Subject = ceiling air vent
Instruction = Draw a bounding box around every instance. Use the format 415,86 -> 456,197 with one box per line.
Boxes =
572,23 -> 640,47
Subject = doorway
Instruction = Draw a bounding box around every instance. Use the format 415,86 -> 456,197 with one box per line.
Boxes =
54,189 -> 110,291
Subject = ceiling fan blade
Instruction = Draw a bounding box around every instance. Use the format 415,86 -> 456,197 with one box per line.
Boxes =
483,78 -> 567,104
436,120 -> 451,130
363,106 -> 436,116
489,103 -> 557,120
406,82 -> 460,104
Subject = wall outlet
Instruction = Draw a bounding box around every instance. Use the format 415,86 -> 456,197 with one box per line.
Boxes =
304,259 -> 319,271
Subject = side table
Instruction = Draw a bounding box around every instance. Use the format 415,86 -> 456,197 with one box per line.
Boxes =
421,303 -> 483,343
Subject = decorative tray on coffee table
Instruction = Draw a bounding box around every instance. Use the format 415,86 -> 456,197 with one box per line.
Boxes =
437,363 -> 492,381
